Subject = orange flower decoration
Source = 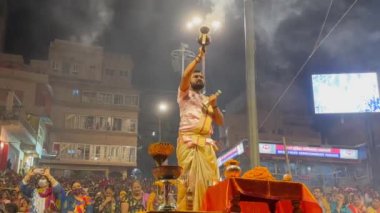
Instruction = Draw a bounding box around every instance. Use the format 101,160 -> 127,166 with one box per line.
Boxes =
148,142 -> 174,166
242,166 -> 275,181
148,142 -> 174,156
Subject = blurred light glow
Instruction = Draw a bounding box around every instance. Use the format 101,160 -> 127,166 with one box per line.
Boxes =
158,102 -> 168,112
211,21 -> 221,30
186,22 -> 194,30
192,17 -> 202,25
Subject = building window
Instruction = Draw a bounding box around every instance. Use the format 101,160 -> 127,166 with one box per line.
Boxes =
113,118 -> 122,131
106,69 -> 114,76
87,65 -> 96,79
129,147 -> 136,162
125,95 -> 139,106
53,142 -> 136,163
72,63 -> 79,75
85,116 -> 94,129
72,89 -> 80,96
94,146 -> 101,159
66,114 -> 133,133
65,114 -> 78,129
95,116 -> 105,130
97,92 -> 112,104
51,60 -> 60,72
120,70 -> 129,77
62,62 -> 70,74
113,94 -> 124,105
81,90 -> 138,107
82,91 -> 97,103
126,119 -> 137,133
78,116 -> 95,129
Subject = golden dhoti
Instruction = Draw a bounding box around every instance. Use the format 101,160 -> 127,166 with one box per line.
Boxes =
176,132 -> 219,211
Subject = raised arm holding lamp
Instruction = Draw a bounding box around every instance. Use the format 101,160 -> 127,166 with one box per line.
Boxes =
176,45 -> 224,211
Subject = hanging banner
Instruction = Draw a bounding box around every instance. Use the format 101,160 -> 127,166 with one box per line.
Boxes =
259,143 -> 359,160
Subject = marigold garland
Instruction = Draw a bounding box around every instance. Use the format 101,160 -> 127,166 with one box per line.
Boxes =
148,142 -> 174,157
242,166 -> 275,181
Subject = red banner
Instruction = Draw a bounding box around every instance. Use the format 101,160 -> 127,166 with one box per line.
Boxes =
0,142 -> 9,170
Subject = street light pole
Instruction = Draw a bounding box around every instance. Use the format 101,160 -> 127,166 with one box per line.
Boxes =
171,43 -> 195,75
181,44 -> 185,74
158,116 -> 162,141
244,0 -> 260,167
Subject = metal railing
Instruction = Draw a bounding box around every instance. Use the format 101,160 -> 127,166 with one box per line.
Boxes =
49,142 -> 137,165
0,105 -> 38,138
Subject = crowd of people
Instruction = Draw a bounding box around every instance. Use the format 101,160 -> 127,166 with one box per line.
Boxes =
1,168 -> 380,212
312,186 -> 380,213
0,169 -> 157,213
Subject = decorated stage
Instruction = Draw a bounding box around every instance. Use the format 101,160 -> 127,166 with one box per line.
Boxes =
148,143 -> 321,213
201,178 -> 321,213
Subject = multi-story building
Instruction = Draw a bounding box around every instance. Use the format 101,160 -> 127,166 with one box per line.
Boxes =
0,53 -> 52,173
39,39 -> 139,177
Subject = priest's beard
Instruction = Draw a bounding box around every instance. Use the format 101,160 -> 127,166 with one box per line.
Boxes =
191,81 -> 204,92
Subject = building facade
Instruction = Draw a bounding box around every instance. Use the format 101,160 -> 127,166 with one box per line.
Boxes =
0,53 -> 51,173
39,40 -> 139,177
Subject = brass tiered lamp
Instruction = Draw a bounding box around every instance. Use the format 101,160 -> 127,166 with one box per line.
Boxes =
148,142 -> 182,211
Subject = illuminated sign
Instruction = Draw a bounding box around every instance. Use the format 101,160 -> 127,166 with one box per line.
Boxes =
259,143 -> 359,160
217,142 -> 244,167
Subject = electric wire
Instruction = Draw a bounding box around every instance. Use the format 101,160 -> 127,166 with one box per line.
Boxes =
259,0 -> 360,129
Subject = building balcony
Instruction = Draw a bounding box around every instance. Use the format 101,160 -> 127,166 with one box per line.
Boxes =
40,142 -> 137,167
0,105 -> 37,136
0,105 -> 42,156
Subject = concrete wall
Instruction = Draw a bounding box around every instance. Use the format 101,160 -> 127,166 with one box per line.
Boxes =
0,67 -> 49,115
102,52 -> 134,87
48,39 -> 103,81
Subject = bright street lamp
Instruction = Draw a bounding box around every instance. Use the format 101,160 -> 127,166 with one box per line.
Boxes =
186,16 -> 221,32
158,102 -> 168,113
192,16 -> 202,26
184,16 -> 222,93
186,16 -> 203,30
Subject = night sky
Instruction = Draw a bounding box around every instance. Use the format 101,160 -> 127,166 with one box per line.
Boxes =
5,0 -> 380,106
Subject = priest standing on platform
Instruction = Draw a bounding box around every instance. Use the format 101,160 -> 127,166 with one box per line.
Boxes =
176,47 -> 224,211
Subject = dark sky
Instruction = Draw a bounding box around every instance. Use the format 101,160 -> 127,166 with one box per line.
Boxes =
4,0 -> 245,103
4,0 -> 380,124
